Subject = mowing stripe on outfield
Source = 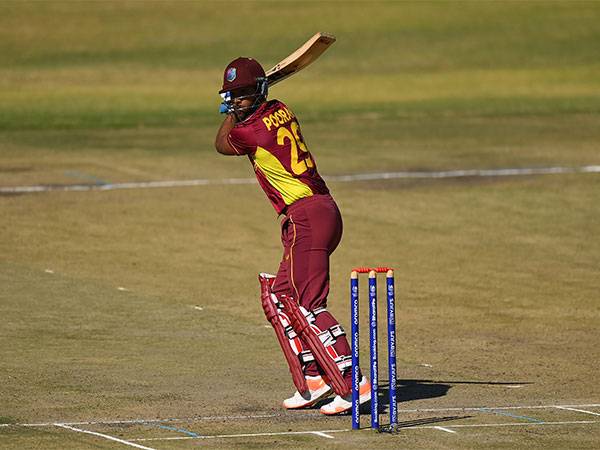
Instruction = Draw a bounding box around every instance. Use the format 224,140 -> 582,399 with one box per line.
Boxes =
2,165 -> 599,194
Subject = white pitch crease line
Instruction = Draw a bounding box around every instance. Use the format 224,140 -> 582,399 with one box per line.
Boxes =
417,420 -> 599,429
554,406 -> 600,416
312,431 -> 335,439
397,403 -> 600,414
133,429 -> 344,441
11,413 -> 281,428
0,414 -> 282,428
4,403 -> 600,428
131,420 -> 600,442
435,426 -> 458,434
54,423 -> 157,450
2,165 -> 599,194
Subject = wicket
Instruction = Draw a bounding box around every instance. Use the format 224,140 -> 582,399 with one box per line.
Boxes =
350,267 -> 397,431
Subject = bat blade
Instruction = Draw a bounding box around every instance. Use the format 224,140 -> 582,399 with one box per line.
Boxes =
265,32 -> 336,87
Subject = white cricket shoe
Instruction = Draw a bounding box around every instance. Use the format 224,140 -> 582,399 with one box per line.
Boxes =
283,375 -> 333,409
319,376 -> 371,415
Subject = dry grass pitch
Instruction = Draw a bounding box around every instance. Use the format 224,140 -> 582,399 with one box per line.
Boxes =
1,2 -> 600,448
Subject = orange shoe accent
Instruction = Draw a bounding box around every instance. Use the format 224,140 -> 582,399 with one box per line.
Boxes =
307,376 -> 327,391
320,403 -> 350,415
359,378 -> 371,397
283,376 -> 333,410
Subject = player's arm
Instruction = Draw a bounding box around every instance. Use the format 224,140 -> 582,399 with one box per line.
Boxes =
214,114 -> 238,155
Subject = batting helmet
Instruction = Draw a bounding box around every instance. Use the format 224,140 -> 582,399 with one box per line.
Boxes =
219,57 -> 266,94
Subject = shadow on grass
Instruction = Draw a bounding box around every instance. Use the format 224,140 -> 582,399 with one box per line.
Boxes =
314,377 -> 532,413
375,378 -> 534,413
380,378 -> 451,405
401,378 -> 534,386
313,379 -> 452,413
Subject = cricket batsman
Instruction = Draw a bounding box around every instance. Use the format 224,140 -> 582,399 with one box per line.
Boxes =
214,57 -> 371,414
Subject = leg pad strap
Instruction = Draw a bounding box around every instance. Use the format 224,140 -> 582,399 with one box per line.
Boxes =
279,294 -> 350,396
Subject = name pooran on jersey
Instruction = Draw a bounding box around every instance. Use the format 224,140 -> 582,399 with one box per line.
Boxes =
262,106 -> 295,131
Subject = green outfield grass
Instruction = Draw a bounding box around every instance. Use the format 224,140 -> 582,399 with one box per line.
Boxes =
1,1 -> 600,449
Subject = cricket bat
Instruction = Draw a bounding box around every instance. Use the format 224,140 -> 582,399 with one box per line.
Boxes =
265,32 -> 336,87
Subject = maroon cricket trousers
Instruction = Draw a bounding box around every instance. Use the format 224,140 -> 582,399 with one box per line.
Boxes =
272,194 -> 352,383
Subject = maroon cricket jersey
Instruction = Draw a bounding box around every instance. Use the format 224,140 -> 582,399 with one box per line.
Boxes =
227,100 -> 330,214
